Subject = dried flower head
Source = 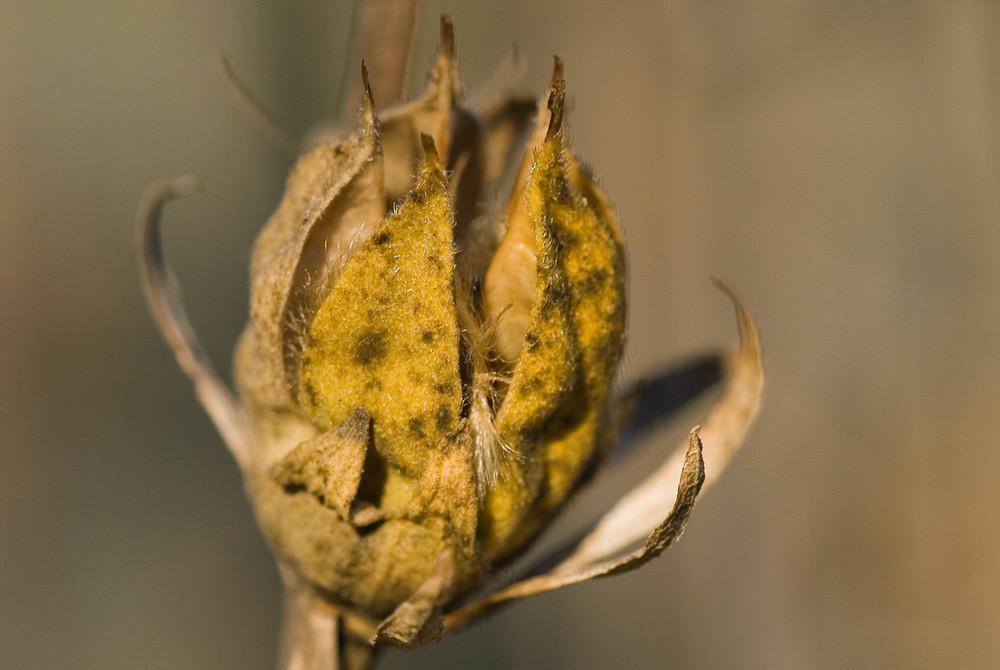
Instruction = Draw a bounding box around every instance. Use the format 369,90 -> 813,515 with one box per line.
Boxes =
138,14 -> 764,670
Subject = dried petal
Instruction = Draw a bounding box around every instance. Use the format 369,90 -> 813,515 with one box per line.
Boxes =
478,65 -> 627,560
270,409 -> 372,519
374,548 -> 455,646
549,284 -> 764,574
137,177 -> 255,472
234,78 -> 385,465
443,428 -> 705,633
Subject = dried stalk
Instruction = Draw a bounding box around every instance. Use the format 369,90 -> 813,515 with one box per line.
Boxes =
339,0 -> 421,114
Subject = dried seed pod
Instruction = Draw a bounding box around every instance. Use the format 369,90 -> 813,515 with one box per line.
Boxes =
236,24 -> 626,622
138,16 -> 764,663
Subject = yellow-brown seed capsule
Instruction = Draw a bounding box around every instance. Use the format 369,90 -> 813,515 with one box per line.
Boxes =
235,21 -> 625,623
139,17 -> 765,661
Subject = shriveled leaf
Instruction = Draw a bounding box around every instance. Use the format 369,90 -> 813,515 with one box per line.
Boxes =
442,428 -> 705,633
235,76 -> 385,425
374,549 -> 456,646
137,177 -> 256,472
270,409 -> 372,519
553,283 -> 764,574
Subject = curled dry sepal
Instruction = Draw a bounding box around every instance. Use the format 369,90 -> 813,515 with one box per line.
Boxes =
137,17 -> 764,670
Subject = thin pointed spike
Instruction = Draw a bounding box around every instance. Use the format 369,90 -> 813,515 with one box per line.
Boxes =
439,14 -> 455,58
420,132 -> 440,161
545,58 -> 566,139
218,54 -> 302,156
360,61 -> 374,107
360,61 -> 378,133
137,178 -> 256,474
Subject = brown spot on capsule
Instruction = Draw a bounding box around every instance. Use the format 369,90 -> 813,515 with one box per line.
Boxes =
436,405 -> 452,431
524,332 -> 540,351
303,381 -> 319,410
355,330 -> 388,365
408,417 -> 426,439
579,268 -> 609,295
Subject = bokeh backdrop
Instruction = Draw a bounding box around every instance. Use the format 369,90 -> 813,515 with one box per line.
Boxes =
3,1 -> 1000,668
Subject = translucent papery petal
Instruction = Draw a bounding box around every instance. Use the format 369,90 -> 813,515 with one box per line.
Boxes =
481,72 -> 555,363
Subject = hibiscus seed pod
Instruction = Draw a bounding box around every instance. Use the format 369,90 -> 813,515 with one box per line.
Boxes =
236,21 -> 626,620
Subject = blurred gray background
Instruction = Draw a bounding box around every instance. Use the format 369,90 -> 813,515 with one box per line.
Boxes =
3,1 -> 1000,668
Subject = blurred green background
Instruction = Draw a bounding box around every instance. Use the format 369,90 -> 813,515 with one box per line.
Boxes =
3,1 -> 1000,668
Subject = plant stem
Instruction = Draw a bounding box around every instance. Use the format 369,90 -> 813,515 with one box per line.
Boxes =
339,0 -> 421,116
277,574 -> 377,670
